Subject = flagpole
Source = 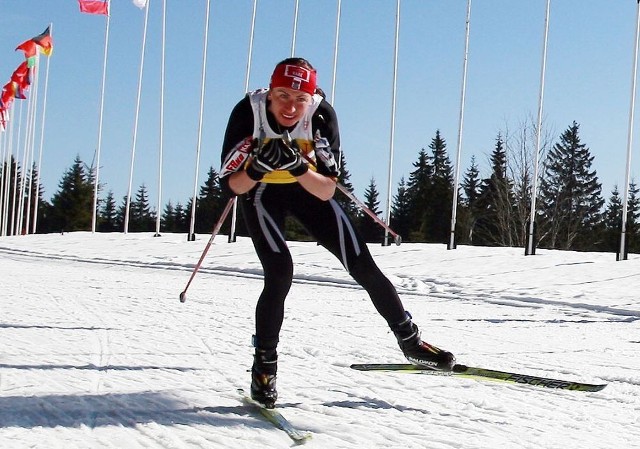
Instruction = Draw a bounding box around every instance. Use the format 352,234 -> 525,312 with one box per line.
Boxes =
0,123 -> 8,235
188,0 -> 212,242
229,0 -> 258,244
7,110 -> 18,236
330,0 -> 342,106
17,66 -> 38,235
125,1 -> 151,234
32,23 -> 53,234
2,109 -> 16,236
154,0 -> 167,237
92,0 -> 112,233
11,103 -> 24,236
383,0 -> 401,246
525,0 -> 551,256
448,0 -> 472,250
619,0 -> 640,261
291,0 -> 299,57
23,52 -> 41,234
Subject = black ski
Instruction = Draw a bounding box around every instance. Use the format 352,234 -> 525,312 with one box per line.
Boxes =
238,388 -> 312,444
350,363 -> 607,392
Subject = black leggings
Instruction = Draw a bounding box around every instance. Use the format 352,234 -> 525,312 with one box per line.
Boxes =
240,182 -> 407,348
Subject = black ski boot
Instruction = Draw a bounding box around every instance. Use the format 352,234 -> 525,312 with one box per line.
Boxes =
391,314 -> 456,371
250,338 -> 278,408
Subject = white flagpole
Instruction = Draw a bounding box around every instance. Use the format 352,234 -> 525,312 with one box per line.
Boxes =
291,0 -> 299,57
125,1 -> 151,234
383,0 -> 401,246
619,0 -> 640,261
92,0 -> 112,233
11,102 -> 24,236
0,121 -> 7,235
448,0 -> 472,250
24,53 -> 41,234
229,0 -> 258,243
32,23 -> 53,234
17,80 -> 35,235
526,0 -> 551,256
154,0 -> 167,237
188,0 -> 212,241
2,108 -> 16,236
330,0 -> 342,106
17,67 -> 38,235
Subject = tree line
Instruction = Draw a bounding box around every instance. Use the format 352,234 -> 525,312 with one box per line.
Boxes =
1,120 -> 638,254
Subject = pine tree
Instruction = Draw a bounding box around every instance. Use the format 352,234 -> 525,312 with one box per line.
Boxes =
603,185 -> 622,252
390,177 -> 412,243
423,130 -> 453,243
98,190 -> 119,232
162,201 -> 178,232
358,177 -> 384,242
192,166 -> 225,234
129,184 -> 155,232
49,156 -> 94,232
173,202 -> 189,233
474,135 -> 515,246
538,122 -> 604,250
405,148 -> 432,242
459,155 -> 481,244
462,155 -> 481,207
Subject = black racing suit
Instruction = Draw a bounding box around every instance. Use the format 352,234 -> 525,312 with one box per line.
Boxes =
220,93 -> 407,350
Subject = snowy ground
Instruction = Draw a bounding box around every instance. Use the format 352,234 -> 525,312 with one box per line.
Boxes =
0,232 -> 639,449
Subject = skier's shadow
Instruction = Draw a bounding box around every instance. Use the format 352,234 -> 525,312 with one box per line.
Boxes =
0,392 -> 250,429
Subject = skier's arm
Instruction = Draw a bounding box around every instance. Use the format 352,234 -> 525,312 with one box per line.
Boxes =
293,100 -> 341,201
294,170 -> 337,201
219,96 -> 258,196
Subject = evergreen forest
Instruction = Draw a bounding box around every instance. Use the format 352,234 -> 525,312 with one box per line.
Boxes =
1,121 -> 638,254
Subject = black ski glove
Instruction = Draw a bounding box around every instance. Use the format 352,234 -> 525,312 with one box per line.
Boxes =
245,139 -> 281,181
278,139 -> 308,177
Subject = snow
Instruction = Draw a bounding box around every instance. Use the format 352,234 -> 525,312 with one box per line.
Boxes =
0,232 -> 639,449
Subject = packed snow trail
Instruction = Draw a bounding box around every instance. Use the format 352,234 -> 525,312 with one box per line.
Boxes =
0,233 -> 638,448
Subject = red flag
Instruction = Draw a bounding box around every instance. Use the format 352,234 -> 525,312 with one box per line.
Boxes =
1,84 -> 13,105
78,0 -> 109,15
0,107 -> 7,130
33,26 -> 53,56
15,39 -> 38,67
11,62 -> 31,92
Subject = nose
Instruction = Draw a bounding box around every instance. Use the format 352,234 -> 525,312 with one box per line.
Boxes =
282,99 -> 296,114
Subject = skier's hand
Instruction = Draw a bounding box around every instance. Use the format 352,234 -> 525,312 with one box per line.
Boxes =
245,140 -> 281,181
278,138 -> 308,177
314,136 -> 339,178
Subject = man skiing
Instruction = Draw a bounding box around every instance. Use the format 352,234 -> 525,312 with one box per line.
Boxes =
219,57 -> 455,408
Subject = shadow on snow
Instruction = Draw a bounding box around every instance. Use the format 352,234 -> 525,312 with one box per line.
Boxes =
0,391 -> 253,429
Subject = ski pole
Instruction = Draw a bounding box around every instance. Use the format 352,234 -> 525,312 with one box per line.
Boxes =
281,131 -> 402,245
179,196 -> 236,303
334,182 -> 402,245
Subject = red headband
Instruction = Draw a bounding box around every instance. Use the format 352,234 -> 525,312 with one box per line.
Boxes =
269,64 -> 317,96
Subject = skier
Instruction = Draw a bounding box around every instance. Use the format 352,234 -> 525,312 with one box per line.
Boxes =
219,57 -> 455,408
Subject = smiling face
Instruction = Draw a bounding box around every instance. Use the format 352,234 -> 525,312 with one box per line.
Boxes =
267,86 -> 313,128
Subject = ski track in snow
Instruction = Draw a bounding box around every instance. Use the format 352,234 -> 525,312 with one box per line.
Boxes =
0,233 -> 639,448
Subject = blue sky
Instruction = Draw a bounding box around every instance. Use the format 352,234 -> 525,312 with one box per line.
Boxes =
1,0 -> 639,215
